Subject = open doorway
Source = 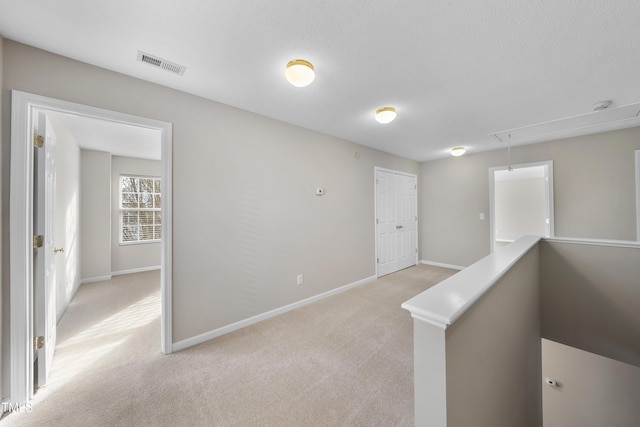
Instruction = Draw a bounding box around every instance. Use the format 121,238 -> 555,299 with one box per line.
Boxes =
489,161 -> 554,253
9,91 -> 173,405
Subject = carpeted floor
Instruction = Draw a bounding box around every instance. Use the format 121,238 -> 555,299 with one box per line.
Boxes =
3,265 -> 455,426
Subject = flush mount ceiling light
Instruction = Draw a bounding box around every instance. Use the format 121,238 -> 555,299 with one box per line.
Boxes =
375,107 -> 396,124
285,59 -> 315,87
451,147 -> 466,157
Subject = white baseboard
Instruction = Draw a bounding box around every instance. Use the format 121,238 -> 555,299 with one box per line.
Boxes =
80,274 -> 112,285
172,275 -> 377,353
80,266 -> 161,285
56,280 -> 81,324
112,265 -> 161,276
420,260 -> 466,271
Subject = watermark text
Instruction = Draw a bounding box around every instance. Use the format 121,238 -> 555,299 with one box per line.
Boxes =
2,402 -> 33,413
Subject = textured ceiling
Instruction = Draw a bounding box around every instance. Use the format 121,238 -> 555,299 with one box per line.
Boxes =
1,0 -> 640,161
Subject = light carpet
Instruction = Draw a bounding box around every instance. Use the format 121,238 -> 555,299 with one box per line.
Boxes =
3,265 -> 455,426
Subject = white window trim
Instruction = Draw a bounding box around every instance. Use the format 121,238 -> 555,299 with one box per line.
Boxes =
119,174 -> 162,245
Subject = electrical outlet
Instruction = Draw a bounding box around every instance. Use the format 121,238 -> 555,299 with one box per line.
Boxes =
297,274 -> 304,285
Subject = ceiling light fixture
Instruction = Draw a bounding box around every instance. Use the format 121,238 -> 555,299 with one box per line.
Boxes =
285,59 -> 315,87
450,147 -> 466,157
375,107 -> 396,124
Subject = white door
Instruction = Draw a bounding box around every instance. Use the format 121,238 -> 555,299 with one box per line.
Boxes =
33,111 -> 57,389
376,169 -> 418,276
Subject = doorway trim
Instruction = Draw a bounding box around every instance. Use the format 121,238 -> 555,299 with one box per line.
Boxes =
9,90 -> 173,404
374,167 -> 419,277
488,160 -> 554,253
636,150 -> 640,241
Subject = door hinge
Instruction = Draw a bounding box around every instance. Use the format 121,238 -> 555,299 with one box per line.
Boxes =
33,235 -> 44,248
377,258 -> 379,263
33,336 -> 44,351
415,248 -> 418,253
34,134 -> 44,148
415,184 -> 417,190
376,218 -> 379,224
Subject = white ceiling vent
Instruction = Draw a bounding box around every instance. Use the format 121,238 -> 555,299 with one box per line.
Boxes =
137,51 -> 186,76
490,103 -> 640,144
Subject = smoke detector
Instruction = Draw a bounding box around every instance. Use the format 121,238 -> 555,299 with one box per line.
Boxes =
137,51 -> 186,76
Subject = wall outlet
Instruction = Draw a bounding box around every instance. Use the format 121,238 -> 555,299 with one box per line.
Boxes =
297,274 -> 304,285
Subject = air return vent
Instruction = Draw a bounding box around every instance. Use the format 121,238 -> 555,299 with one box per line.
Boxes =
489,103 -> 640,144
137,51 -> 186,76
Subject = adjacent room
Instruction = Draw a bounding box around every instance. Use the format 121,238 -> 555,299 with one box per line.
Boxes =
1,2 -> 640,426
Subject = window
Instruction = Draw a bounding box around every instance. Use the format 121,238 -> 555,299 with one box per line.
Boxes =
120,175 -> 161,244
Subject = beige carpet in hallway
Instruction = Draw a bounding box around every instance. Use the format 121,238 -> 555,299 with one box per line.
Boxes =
3,265 -> 456,426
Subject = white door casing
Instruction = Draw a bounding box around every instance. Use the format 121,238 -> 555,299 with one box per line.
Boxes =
9,90 -> 173,405
33,112 -> 57,388
635,150 -> 640,241
375,168 -> 418,277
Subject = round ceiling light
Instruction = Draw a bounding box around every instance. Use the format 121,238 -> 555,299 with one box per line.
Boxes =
285,59 -> 315,87
451,147 -> 466,157
375,107 -> 396,124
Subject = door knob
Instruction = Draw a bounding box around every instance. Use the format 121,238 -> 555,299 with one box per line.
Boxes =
54,247 -> 65,254
396,225 -> 404,229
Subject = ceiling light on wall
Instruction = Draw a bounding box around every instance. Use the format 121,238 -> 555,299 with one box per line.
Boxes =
450,147 -> 466,157
375,107 -> 396,124
285,59 -> 315,87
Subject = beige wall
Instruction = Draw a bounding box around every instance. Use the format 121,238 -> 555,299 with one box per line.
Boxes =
1,40 -> 419,345
47,114 -> 81,320
110,155 -> 161,274
421,128 -> 640,267
540,240 -> 640,367
80,150 -> 111,280
542,338 -> 640,426
81,153 -> 162,278
445,247 -> 542,427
